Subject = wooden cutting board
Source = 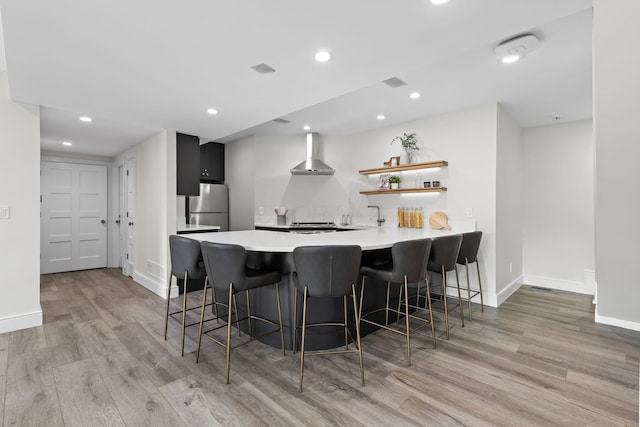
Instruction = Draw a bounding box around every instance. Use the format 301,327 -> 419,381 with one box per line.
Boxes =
429,211 -> 451,230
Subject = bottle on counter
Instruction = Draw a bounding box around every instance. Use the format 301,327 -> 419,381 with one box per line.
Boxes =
398,207 -> 405,228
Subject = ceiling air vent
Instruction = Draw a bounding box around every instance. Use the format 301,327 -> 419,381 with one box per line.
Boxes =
251,63 -> 276,74
272,118 -> 291,124
382,77 -> 407,88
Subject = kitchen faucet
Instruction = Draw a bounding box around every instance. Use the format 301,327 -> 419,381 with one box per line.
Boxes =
368,205 -> 385,226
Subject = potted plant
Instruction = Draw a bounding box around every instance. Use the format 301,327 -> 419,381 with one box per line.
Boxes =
391,132 -> 420,164
388,175 -> 401,190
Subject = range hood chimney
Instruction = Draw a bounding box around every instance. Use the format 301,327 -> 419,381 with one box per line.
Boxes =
290,132 -> 335,175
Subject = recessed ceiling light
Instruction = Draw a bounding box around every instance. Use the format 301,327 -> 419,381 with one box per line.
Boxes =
314,51 -> 332,62
410,92 -> 421,99
206,108 -> 219,115
495,34 -> 539,64
501,54 -> 521,64
62,141 -> 72,146
430,0 -> 450,4
377,115 -> 385,120
303,125 -> 311,131
79,116 -> 92,122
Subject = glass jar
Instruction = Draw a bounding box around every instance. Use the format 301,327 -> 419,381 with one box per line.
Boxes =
407,207 -> 415,228
397,207 -> 405,228
416,207 -> 424,229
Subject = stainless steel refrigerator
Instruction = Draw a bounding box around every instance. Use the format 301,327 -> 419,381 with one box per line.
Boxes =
188,183 -> 229,231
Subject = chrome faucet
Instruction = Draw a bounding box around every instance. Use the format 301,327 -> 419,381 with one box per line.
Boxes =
368,205 -> 385,226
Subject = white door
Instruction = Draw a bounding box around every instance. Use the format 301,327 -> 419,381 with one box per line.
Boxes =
41,162 -> 108,274
117,164 -> 125,270
125,156 -> 136,277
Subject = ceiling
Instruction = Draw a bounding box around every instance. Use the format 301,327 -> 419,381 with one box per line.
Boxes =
0,0 -> 593,157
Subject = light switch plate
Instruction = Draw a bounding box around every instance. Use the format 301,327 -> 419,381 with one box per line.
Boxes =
0,205 -> 9,219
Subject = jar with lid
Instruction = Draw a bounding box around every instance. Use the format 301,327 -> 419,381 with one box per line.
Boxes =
397,207 -> 405,228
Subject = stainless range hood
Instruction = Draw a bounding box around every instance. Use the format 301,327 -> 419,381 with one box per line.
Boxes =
290,132 -> 335,175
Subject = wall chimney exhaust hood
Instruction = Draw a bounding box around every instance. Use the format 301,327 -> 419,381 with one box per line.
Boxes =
290,132 -> 335,175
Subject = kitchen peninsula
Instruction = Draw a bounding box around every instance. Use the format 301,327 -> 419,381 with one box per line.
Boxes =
187,224 -> 475,350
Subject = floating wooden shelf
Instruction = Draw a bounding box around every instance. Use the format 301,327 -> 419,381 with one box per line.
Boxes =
358,160 -> 448,175
359,187 -> 447,195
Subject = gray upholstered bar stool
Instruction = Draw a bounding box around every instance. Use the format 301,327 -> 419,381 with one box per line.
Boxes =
292,245 -> 364,392
196,241 -> 285,384
456,231 -> 484,320
427,234 -> 464,339
359,238 -> 435,366
165,235 -> 209,356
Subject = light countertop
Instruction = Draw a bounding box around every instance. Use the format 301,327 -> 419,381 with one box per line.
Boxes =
186,224 -> 475,252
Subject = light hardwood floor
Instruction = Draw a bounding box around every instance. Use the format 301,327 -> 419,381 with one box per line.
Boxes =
1,268 -> 638,426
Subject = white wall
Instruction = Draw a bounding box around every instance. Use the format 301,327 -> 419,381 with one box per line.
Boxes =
593,0 -> 640,329
495,104 -> 523,303
114,130 -> 176,297
0,70 -> 42,333
242,104 -> 501,305
225,135 -> 255,230
522,120 -> 594,294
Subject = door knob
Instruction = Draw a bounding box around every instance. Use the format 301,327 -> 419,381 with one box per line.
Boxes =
129,221 -> 134,226
101,219 -> 106,224
115,219 -> 121,224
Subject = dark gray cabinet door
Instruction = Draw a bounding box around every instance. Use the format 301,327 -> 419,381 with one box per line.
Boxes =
200,142 -> 225,183
177,132 -> 200,195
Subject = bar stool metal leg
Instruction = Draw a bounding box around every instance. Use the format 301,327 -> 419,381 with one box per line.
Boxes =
404,276 -> 411,366
225,282 -> 234,384
299,286 -> 309,392
454,268 -> 465,327
477,261 -> 484,311
343,295 -> 349,350
275,282 -> 285,356
181,272 -> 188,356
351,284 -> 365,386
164,273 -> 172,340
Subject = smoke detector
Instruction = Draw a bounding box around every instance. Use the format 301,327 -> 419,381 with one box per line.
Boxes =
495,34 -> 540,64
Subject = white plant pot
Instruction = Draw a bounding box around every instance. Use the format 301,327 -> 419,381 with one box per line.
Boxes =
390,183 -> 399,190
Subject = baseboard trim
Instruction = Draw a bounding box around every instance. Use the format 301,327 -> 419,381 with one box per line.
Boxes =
496,276 -> 523,306
133,271 -> 170,299
595,313 -> 640,332
0,308 -> 43,334
523,275 -> 594,295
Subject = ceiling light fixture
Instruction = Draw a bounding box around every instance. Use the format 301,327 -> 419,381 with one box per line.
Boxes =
410,92 -> 421,99
314,51 -> 332,62
495,34 -> 540,64
62,141 -> 72,146
430,0 -> 450,4
206,108 -> 219,115
79,116 -> 92,122
303,125 -> 311,130
377,115 -> 385,120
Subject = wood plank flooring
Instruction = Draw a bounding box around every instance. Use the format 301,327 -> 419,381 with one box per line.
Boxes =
1,268 -> 638,426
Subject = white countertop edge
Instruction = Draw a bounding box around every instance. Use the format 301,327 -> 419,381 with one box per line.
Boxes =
186,225 -> 476,252
177,224 -> 221,232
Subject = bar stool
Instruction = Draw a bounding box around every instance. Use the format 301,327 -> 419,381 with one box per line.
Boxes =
164,235 -> 208,356
359,238 -> 435,366
196,242 -> 285,384
292,245 -> 364,392
456,231 -> 484,320
427,234 -> 464,339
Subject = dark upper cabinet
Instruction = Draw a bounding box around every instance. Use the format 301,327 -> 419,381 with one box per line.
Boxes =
200,142 -> 225,183
176,132 -> 200,196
